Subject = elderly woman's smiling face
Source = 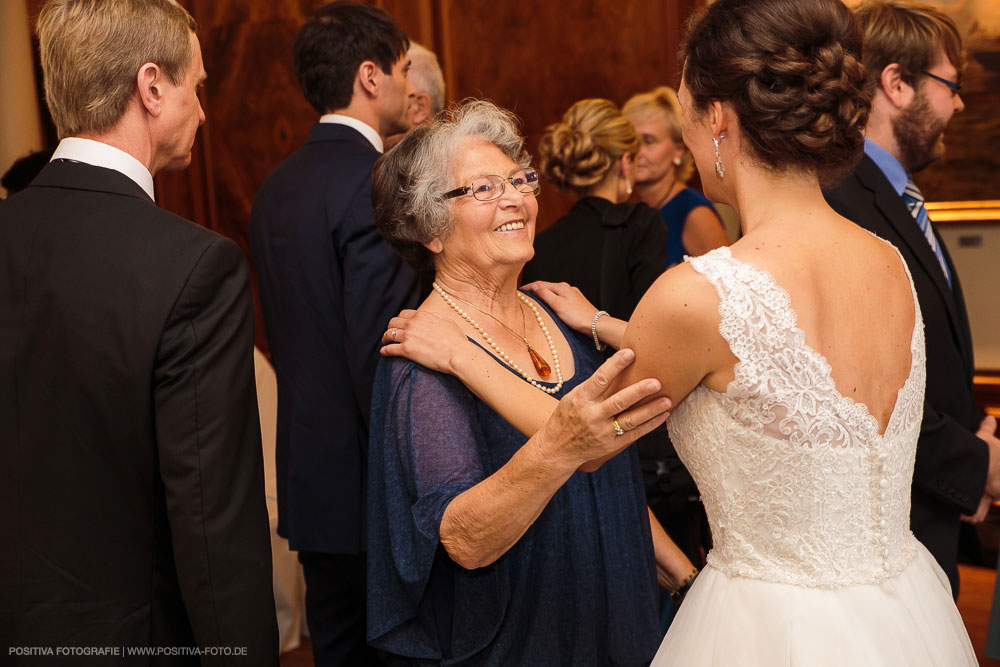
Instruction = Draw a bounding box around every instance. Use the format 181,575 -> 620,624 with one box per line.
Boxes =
432,137 -> 538,275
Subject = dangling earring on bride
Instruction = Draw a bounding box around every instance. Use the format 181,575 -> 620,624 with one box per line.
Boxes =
713,132 -> 726,179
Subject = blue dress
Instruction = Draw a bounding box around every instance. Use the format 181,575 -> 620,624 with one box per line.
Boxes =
367,297 -> 660,666
661,187 -> 721,267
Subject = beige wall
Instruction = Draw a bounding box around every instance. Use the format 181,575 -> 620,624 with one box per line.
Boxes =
0,0 -> 44,196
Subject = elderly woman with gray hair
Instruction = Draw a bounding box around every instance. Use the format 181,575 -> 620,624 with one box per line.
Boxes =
367,100 -> 696,665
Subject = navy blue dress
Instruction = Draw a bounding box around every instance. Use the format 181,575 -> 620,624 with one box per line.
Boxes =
661,187 -> 721,267
367,299 -> 660,666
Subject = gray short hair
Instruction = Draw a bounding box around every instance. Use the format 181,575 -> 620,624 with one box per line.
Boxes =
373,99 -> 531,274
407,42 -> 445,114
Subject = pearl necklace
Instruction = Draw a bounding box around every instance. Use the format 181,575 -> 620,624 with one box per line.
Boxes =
432,282 -> 564,395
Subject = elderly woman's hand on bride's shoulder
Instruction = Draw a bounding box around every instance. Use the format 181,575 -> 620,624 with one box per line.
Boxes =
380,309 -> 468,375
535,348 -> 672,473
521,281 -> 597,335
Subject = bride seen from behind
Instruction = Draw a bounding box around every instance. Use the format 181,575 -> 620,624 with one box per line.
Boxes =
615,0 -> 976,662
383,0 -> 978,663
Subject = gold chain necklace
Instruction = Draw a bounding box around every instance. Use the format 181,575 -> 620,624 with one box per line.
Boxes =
444,289 -> 552,375
432,282 -> 564,395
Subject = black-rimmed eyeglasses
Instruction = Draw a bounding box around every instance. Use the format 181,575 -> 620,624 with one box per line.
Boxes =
442,168 -> 540,201
920,70 -> 962,95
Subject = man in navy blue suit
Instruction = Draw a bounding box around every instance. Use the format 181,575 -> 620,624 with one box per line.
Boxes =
249,3 -> 419,664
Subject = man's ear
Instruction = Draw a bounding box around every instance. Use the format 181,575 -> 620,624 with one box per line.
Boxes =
880,63 -> 915,109
411,93 -> 432,125
137,62 -> 163,117
423,236 -> 444,254
358,61 -> 380,97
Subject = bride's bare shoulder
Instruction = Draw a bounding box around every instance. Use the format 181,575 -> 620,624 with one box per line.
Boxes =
629,260 -> 725,342
622,259 -> 735,403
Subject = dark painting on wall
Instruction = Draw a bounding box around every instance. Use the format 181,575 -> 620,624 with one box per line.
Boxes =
910,0 -> 1000,202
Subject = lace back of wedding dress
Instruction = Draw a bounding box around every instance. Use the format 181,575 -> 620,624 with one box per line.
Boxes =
669,247 -> 926,587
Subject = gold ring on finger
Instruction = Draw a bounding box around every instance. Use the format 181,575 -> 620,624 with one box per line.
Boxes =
391,328 -> 398,342
612,418 -> 625,437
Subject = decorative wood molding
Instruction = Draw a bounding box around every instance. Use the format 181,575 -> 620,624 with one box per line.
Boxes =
926,201 -> 1000,224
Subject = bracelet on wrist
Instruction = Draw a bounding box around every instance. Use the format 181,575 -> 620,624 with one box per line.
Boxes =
670,568 -> 699,603
591,310 -> 609,351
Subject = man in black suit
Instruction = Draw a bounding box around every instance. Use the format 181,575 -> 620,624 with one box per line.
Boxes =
0,0 -> 277,662
825,0 -> 1000,598
249,3 -> 418,664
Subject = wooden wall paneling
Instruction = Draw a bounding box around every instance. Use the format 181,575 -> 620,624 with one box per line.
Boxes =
378,0 -> 437,48
428,0 -> 699,231
26,0 -> 700,353
155,1 -> 331,352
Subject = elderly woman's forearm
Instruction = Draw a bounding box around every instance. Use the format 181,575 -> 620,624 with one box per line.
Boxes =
439,435 -> 576,569
449,343 -> 559,436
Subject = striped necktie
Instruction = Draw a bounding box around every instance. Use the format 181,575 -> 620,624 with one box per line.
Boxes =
901,178 -> 951,286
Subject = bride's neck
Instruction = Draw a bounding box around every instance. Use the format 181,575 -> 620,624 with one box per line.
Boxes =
730,167 -> 829,236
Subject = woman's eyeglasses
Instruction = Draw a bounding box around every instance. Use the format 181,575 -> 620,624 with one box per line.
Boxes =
442,168 -> 540,201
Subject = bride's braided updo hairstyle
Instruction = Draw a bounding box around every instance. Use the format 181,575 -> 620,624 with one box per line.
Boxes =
682,0 -> 870,183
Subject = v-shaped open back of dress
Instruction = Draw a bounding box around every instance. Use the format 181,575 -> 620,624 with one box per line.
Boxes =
652,246 -> 976,666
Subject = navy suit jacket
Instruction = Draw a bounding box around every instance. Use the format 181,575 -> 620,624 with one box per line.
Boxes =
250,123 -> 419,554
0,162 -> 278,663
824,154 -> 988,595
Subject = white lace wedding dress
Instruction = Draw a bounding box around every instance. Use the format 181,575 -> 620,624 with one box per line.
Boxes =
652,247 -> 977,666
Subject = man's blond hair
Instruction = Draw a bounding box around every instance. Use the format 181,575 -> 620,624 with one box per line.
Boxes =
37,0 -> 197,139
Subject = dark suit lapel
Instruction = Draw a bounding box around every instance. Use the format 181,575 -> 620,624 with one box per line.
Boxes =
933,225 -> 977,374
31,161 -> 155,204
854,156 -> 964,345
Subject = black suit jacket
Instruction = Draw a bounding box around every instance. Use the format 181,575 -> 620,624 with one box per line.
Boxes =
824,154 -> 988,595
0,162 -> 278,663
250,123 -> 418,554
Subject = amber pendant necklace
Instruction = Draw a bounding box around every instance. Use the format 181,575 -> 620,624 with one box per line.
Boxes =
432,282 -> 563,394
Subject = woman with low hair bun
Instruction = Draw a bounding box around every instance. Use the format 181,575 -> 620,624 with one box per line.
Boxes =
523,98 -> 667,324
624,86 -> 729,266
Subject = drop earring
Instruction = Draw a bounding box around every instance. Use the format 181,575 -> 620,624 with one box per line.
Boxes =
713,135 -> 725,179
625,179 -> 633,196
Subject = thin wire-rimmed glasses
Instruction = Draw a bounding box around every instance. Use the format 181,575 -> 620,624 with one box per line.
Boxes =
442,168 -> 540,201
920,70 -> 962,96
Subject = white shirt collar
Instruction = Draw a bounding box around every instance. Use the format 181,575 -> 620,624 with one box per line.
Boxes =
319,114 -> 384,153
51,137 -> 155,200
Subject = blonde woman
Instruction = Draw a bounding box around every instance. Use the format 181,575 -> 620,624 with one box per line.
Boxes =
624,86 -> 729,265
521,98 -> 666,321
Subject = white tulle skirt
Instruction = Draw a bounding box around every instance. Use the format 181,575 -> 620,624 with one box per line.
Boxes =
652,544 -> 977,666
